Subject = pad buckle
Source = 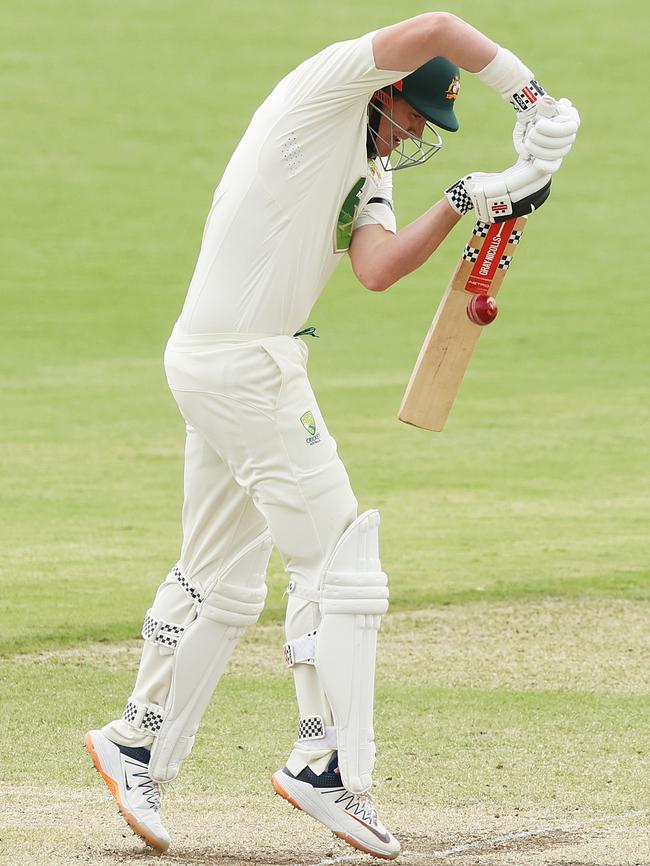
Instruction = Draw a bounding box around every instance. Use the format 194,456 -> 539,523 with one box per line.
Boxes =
142,610 -> 186,649
283,630 -> 317,668
123,699 -> 164,735
287,580 -> 321,603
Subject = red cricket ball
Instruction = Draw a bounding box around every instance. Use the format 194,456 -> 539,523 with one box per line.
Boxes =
467,293 -> 498,326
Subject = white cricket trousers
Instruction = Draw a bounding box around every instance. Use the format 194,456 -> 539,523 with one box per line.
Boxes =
103,330 -> 358,775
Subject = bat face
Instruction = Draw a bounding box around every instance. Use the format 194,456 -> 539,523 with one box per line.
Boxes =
398,216 -> 527,432
463,219 -> 524,293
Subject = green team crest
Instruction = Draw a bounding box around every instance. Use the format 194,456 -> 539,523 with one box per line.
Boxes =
334,177 -> 365,253
300,411 -> 316,436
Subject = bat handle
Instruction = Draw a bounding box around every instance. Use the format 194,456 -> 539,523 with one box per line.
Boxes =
537,95 -> 560,119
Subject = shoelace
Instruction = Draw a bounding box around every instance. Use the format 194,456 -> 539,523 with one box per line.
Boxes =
128,762 -> 163,811
356,792 -> 378,825
336,789 -> 378,826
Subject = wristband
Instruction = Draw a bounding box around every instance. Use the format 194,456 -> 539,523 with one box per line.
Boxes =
478,46 -> 545,113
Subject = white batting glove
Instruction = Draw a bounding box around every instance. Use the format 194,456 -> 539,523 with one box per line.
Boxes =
445,159 -> 552,224
516,98 -> 580,173
513,111 -> 538,160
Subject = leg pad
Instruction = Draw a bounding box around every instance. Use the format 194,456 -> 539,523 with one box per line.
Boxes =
148,533 -> 272,782
315,510 -> 388,793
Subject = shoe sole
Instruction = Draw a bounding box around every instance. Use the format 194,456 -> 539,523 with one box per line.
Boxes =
271,773 -> 398,861
84,732 -> 169,853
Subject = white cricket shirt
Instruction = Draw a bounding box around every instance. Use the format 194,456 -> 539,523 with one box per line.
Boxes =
175,32 -> 410,337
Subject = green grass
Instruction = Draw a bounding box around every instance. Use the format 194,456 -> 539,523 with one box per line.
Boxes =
3,647 -> 648,814
0,0 -> 648,847
2,1 -> 648,653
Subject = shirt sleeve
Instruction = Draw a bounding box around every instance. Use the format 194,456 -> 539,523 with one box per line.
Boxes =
354,167 -> 397,234
280,32 -> 411,107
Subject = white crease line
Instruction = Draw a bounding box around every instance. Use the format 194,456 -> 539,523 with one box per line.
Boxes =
418,810 -> 647,859
298,810 -> 647,866
300,855 -> 364,866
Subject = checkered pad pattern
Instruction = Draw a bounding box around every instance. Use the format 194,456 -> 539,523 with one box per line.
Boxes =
142,612 -> 157,640
172,565 -> 203,604
498,255 -> 513,270
142,611 -> 185,649
508,229 -> 524,245
463,245 -> 479,263
299,716 -> 326,740
473,222 -> 490,238
123,700 -> 164,734
445,179 -> 473,216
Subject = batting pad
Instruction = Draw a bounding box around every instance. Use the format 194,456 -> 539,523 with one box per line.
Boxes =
148,532 -> 272,782
315,510 -> 389,794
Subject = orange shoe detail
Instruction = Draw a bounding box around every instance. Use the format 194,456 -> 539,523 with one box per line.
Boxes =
271,775 -> 303,811
84,732 -> 169,853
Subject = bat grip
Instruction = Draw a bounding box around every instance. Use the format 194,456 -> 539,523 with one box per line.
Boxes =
537,95 -> 559,119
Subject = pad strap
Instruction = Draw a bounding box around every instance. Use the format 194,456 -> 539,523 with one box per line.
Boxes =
283,630 -> 317,667
287,579 -> 321,603
172,564 -> 204,604
123,698 -> 165,736
298,716 -> 338,750
299,715 -> 325,739
142,609 -> 185,649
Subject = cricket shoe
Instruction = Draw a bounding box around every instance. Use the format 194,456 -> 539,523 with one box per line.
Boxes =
272,758 -> 400,860
85,729 -> 170,852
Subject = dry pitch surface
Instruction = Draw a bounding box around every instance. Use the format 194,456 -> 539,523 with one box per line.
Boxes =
2,601 -> 649,866
1,785 -> 646,866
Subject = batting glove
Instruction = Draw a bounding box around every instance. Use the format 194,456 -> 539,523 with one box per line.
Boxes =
445,159 -> 552,224
513,97 -> 580,174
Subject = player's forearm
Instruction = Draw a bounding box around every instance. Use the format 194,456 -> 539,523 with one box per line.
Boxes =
424,15 -> 539,104
373,12 -> 497,75
352,199 -> 460,292
374,13 -> 541,106
424,13 -> 497,73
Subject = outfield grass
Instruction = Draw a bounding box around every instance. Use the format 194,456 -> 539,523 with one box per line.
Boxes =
2,1 -> 647,652
1,2 -> 648,862
3,610 -> 648,811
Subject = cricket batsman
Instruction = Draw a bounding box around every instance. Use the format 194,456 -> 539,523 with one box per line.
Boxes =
85,11 -> 579,860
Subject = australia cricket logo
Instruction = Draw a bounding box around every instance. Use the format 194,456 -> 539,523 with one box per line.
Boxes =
300,411 -> 321,445
300,411 -> 316,435
446,75 -> 461,100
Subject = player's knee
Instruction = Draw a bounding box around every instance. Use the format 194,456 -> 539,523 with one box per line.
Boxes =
282,509 -> 388,669
320,509 -> 388,616
135,533 -> 273,782
144,534 -> 272,655
201,532 -> 272,628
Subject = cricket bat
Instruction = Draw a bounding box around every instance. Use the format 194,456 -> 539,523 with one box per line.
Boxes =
398,215 -> 528,431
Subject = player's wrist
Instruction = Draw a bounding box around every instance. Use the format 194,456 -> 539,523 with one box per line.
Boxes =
445,161 -> 553,224
478,46 -> 546,115
444,178 -> 474,217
